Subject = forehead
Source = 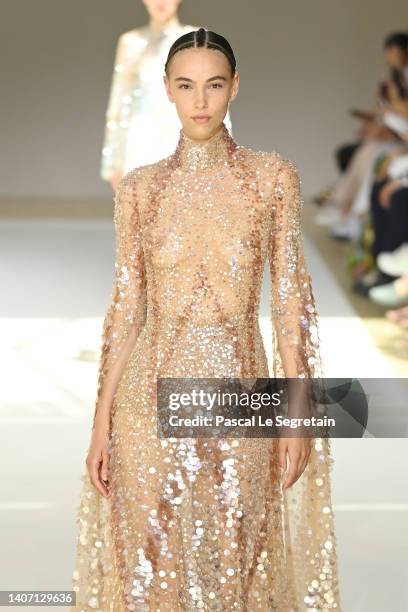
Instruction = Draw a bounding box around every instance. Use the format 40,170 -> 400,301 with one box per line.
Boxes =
385,45 -> 405,55
168,46 -> 230,77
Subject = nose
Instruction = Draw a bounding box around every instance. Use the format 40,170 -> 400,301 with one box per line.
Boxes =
194,88 -> 208,110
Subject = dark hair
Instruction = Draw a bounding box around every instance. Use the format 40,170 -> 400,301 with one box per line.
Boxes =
384,32 -> 408,52
164,27 -> 236,75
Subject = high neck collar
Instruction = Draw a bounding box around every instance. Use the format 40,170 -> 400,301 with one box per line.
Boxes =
174,123 -> 237,172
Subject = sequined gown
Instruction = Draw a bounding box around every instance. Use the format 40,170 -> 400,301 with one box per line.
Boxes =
71,123 -> 342,611
100,21 -> 232,180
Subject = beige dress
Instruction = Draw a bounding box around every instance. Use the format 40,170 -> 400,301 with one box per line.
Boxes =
71,122 -> 342,611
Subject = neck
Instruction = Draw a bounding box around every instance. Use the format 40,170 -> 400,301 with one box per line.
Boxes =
148,15 -> 180,34
174,122 -> 237,172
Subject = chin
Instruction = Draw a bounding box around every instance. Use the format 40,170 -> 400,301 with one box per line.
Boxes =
193,123 -> 216,138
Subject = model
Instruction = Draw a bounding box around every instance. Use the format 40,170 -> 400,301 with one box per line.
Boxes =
71,27 -> 342,611
100,0 -> 232,190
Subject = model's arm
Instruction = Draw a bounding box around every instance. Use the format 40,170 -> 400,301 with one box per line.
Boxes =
100,33 -> 135,183
92,174 -> 147,431
268,159 -> 325,489
268,158 -> 322,380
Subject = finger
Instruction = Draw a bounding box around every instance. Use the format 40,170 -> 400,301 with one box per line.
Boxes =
298,450 -> 311,478
88,459 -> 109,498
283,452 -> 301,490
278,441 -> 287,472
287,452 -> 308,489
297,438 -> 312,475
100,451 -> 109,482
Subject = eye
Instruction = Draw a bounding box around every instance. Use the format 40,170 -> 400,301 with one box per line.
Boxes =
178,83 -> 191,89
210,82 -> 223,88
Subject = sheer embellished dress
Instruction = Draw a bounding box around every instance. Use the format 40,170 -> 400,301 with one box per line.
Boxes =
71,122 -> 342,611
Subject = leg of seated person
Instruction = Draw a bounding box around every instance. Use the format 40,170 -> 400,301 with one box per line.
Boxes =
330,140 -> 388,213
370,178 -> 391,259
335,141 -> 361,173
350,142 -> 404,217
382,187 -> 408,253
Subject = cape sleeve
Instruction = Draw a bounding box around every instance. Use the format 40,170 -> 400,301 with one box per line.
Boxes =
268,157 -> 323,383
267,159 -> 342,609
92,174 -> 147,428
100,33 -> 135,182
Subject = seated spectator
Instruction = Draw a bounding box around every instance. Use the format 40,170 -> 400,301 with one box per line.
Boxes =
352,153 -> 408,296
315,31 -> 408,241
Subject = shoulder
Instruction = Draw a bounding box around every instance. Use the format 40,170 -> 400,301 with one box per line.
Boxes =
117,28 -> 148,48
181,24 -> 198,34
259,150 -> 300,182
122,157 -> 171,183
238,146 -> 301,194
120,27 -> 144,39
115,158 -> 169,201
238,145 -> 300,176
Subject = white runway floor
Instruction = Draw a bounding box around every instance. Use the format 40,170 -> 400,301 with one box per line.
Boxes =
0,218 -> 407,610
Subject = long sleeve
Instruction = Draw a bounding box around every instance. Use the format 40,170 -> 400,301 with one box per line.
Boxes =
268,158 -> 323,380
93,175 -> 147,426
100,34 -> 137,182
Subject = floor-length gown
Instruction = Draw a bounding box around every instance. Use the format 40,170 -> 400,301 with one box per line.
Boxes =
71,122 -> 342,611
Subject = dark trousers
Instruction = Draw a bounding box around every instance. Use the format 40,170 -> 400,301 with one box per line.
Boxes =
370,178 -> 408,259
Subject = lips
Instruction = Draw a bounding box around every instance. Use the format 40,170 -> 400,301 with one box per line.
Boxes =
192,116 -> 211,123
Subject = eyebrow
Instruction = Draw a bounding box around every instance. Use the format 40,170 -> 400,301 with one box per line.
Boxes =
174,75 -> 228,83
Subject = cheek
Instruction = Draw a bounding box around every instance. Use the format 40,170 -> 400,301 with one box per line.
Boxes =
210,88 -> 232,105
172,91 -> 193,109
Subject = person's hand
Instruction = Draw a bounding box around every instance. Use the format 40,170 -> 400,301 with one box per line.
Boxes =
388,146 -> 408,160
110,171 -> 123,192
379,179 -> 405,209
361,120 -> 393,141
278,436 -> 312,490
86,414 -> 111,498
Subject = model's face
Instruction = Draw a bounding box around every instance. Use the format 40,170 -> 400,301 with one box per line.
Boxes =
384,46 -> 408,71
164,47 -> 239,141
142,0 -> 182,23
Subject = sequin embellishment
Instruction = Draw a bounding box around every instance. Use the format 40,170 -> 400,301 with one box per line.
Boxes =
71,122 -> 342,611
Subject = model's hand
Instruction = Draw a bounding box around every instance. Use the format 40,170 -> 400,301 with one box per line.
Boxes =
86,417 -> 111,498
110,171 -> 123,192
278,436 -> 312,490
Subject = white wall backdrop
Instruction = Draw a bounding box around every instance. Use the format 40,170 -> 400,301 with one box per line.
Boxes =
0,0 -> 406,199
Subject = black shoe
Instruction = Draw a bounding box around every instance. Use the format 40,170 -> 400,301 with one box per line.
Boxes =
352,270 -> 397,297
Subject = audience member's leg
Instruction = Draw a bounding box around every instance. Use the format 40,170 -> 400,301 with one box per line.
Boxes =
350,142 -> 403,217
368,187 -> 408,306
370,178 -> 392,259
329,140 -> 386,211
380,187 -> 408,254
335,141 -> 361,172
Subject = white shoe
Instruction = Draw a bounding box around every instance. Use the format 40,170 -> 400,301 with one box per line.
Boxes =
377,243 -> 408,277
368,281 -> 408,308
329,215 -> 362,241
314,204 -> 343,226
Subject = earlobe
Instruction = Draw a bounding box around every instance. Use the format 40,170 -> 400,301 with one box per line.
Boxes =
230,74 -> 239,102
230,87 -> 238,103
163,76 -> 174,103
